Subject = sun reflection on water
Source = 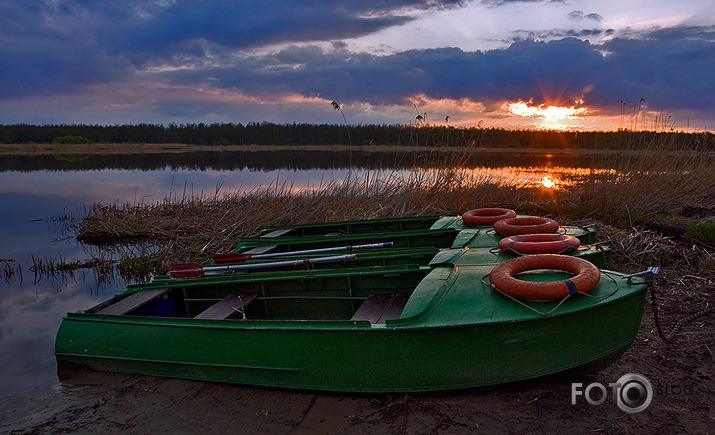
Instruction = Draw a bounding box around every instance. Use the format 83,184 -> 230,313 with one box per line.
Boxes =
415,166 -> 617,190
542,176 -> 556,189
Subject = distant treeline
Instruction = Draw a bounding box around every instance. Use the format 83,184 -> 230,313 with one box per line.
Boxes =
1,122 -> 712,150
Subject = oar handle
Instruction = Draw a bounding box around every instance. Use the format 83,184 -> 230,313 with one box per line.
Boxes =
170,254 -> 358,278
205,254 -> 358,273
213,242 -> 393,265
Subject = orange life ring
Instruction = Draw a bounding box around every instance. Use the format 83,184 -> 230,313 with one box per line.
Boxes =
462,208 -> 516,227
498,234 -> 581,254
489,254 -> 600,300
493,217 -> 560,236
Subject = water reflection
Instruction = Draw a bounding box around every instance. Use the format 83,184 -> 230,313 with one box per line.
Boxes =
0,149 -> 605,173
418,165 -> 616,189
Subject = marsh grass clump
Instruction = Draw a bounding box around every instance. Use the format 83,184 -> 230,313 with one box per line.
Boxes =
556,133 -> 715,226
116,244 -> 174,283
686,219 -> 715,246
74,168 -> 528,274
29,254 -> 116,284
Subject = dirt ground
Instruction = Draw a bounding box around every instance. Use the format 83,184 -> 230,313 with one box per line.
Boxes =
2,273 -> 711,435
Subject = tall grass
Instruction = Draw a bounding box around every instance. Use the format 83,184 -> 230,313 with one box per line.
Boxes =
72,134 -> 714,280
569,132 -> 715,225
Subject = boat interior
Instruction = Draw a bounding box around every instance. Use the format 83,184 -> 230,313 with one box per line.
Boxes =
251,215 -> 444,238
235,227 -> 461,253
89,264 -> 435,323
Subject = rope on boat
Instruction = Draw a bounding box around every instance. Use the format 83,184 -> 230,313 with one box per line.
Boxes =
479,271 -> 620,317
649,281 -> 713,341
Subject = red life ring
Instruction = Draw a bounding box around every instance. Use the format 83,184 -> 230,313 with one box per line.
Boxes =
498,234 -> 581,254
462,208 -> 516,227
493,217 -> 559,236
489,254 -> 600,300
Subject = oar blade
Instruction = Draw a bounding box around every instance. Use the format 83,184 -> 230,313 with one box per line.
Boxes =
168,263 -> 204,279
212,253 -> 251,265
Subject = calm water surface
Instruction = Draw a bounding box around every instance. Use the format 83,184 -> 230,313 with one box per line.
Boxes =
0,149 -> 603,406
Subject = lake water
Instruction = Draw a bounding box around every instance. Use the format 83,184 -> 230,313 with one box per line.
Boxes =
0,149 -> 606,407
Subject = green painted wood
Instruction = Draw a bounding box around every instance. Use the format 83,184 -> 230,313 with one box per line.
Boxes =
55,215 -> 633,392
56,262 -> 647,392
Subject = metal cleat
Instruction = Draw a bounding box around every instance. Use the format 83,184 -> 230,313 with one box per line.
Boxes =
580,223 -> 600,233
624,266 -> 660,284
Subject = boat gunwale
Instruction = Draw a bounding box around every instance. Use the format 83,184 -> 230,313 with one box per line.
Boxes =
61,273 -> 648,331
255,215 -> 443,232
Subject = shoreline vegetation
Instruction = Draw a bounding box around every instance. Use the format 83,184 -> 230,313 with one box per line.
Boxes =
0,123 -> 713,154
2,127 -> 712,285
1,141 -> 713,157
63,132 -> 714,284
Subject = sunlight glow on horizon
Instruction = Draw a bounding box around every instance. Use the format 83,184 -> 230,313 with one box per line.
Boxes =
508,102 -> 588,119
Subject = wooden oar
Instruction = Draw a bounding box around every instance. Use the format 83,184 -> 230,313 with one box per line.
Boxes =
212,242 -> 393,265
169,254 -> 358,279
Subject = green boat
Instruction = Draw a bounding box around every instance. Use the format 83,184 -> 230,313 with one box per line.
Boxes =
234,215 -> 600,254
244,214 -> 599,241
55,243 -> 650,392
218,215 -> 609,271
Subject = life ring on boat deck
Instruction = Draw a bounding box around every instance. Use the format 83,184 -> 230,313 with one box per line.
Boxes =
493,217 -> 560,236
462,208 -> 516,227
498,233 -> 581,254
489,254 -> 600,300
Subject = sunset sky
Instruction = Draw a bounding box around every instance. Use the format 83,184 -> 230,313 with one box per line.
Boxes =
1,0 -> 713,131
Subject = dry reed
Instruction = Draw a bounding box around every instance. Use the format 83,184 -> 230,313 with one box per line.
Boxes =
73,136 -> 715,281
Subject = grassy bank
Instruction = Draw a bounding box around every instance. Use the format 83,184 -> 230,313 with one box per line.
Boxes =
71,136 -> 715,282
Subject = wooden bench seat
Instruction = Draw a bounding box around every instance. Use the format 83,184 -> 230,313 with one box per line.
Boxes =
195,293 -> 259,320
97,288 -> 169,316
351,294 -> 410,324
242,245 -> 278,255
261,228 -> 293,238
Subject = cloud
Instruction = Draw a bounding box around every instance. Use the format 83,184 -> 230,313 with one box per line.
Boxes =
567,10 -> 603,21
153,26 -> 713,118
0,0 -> 465,97
592,26 -> 715,112
512,28 -> 614,41
480,0 -> 555,7
0,1 -> 712,127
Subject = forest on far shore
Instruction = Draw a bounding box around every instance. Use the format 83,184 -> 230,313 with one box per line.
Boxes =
0,122 -> 712,150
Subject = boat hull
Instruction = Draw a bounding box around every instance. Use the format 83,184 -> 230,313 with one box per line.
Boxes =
56,288 -> 645,392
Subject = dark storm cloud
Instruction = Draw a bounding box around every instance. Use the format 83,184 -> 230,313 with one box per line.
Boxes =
590,26 -> 715,112
172,38 -> 602,107
158,26 -> 714,115
0,0 -> 464,97
0,0 -> 713,124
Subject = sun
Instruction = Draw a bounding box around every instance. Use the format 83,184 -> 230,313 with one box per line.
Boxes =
505,100 -> 588,129
542,176 -> 555,188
